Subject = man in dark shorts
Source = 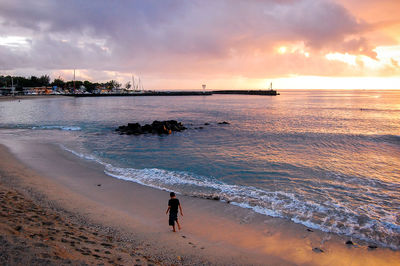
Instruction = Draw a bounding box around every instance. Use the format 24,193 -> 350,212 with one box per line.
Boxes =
166,192 -> 183,232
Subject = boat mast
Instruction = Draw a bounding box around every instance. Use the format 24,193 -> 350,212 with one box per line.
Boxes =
139,77 -> 143,91
73,69 -> 76,92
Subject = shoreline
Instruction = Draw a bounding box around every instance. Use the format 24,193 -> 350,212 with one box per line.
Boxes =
0,138 -> 399,265
0,95 -> 63,102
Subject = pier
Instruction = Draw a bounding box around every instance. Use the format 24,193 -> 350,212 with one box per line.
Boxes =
212,90 -> 279,95
66,90 -> 278,97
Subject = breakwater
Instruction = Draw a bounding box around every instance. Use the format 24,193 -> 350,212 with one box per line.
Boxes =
67,91 -> 212,97
65,90 -> 278,97
213,90 -> 279,95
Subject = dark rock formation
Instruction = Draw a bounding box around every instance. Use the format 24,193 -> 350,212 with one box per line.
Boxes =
116,120 -> 186,135
218,121 -> 230,125
312,247 -> 324,253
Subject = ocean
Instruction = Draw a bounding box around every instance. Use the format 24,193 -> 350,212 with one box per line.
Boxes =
1,90 -> 399,249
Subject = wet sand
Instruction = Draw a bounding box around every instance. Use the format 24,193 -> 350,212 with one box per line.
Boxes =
0,139 -> 399,265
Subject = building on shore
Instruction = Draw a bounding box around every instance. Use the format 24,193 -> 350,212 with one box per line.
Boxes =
0,87 -> 12,95
23,87 -> 55,95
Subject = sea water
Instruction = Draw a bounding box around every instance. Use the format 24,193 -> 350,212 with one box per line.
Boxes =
1,90 -> 399,249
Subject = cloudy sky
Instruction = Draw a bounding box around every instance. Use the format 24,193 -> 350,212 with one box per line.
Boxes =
0,0 -> 399,89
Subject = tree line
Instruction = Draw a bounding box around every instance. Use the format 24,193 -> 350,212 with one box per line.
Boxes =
0,75 -> 122,93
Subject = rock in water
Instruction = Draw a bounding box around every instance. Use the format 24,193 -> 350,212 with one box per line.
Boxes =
116,120 -> 186,135
127,123 -> 142,134
142,124 -> 152,133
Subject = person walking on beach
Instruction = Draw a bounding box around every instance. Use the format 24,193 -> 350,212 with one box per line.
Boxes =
166,192 -> 183,232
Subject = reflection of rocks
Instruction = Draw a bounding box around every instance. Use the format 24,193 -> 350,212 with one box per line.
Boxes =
116,120 -> 186,135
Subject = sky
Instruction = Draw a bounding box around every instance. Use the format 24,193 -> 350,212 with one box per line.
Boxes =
0,0 -> 399,90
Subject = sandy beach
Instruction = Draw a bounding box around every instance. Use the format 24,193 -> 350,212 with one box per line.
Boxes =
0,134 -> 399,266
0,176 -> 157,265
2,0 -> 400,263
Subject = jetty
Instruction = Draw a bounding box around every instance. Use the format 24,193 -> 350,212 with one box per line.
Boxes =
212,90 -> 279,95
66,90 -> 278,97
69,91 -> 212,97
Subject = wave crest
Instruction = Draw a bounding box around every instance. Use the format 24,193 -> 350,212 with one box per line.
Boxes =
60,145 -> 400,250
33,125 -> 81,131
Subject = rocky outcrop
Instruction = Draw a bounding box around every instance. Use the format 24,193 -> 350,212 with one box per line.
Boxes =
116,120 -> 186,135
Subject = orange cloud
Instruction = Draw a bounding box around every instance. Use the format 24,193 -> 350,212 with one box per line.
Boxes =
0,0 -> 399,89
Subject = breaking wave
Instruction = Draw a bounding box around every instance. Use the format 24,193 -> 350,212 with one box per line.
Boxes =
33,125 -> 82,131
61,145 -> 400,250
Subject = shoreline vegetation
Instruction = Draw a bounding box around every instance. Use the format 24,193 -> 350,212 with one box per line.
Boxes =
0,74 -> 278,96
0,96 -> 399,265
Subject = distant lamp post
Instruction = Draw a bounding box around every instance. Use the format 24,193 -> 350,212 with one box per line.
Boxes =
202,84 -> 206,94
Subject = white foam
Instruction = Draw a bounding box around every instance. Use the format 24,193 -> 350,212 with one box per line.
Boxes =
60,145 -> 104,165
33,125 -> 81,131
59,145 -> 400,250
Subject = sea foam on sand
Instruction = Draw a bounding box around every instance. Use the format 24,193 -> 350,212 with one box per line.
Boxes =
0,139 -> 399,265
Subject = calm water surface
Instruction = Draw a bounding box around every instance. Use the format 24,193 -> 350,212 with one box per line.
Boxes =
1,90 -> 399,248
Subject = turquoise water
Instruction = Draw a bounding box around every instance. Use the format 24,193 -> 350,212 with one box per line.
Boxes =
1,90 -> 399,249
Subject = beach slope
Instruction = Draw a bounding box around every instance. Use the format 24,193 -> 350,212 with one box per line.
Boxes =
0,142 -> 398,265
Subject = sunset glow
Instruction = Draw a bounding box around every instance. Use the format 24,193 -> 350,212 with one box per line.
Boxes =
0,0 -> 399,90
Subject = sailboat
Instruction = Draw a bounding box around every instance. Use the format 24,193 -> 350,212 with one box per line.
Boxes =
131,75 -> 144,93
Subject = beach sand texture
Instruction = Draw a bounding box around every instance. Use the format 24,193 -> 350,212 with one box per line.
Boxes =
0,139 -> 399,265
0,182 -> 157,265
